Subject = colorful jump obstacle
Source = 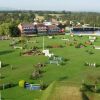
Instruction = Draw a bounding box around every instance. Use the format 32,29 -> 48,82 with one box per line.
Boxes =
89,36 -> 96,43
43,49 -> 54,58
13,46 -> 23,49
85,62 -> 96,67
25,83 -> 41,90
19,80 -> 41,90
49,56 -> 64,66
93,45 -> 100,50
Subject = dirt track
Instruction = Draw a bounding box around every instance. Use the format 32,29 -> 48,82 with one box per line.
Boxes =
50,86 -> 82,100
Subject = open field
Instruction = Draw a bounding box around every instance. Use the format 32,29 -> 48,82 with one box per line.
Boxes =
0,35 -> 100,100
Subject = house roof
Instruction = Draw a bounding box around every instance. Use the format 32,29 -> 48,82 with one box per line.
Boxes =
19,23 -> 59,30
36,23 -> 46,27
51,18 -> 59,25
21,23 -> 34,28
48,25 -> 59,29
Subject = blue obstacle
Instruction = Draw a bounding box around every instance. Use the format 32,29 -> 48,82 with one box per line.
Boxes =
49,56 -> 63,66
25,83 -> 41,90
30,85 -> 40,90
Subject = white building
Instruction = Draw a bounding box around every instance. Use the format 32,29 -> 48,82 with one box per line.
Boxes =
43,22 -> 52,26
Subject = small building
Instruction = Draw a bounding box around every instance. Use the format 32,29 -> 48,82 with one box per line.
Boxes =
47,25 -> 63,35
18,23 -> 37,36
18,23 -> 65,36
36,24 -> 47,35
43,21 -> 52,26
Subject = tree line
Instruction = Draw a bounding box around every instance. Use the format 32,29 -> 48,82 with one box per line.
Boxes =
0,11 -> 100,36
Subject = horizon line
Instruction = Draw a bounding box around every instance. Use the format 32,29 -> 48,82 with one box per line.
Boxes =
0,9 -> 100,13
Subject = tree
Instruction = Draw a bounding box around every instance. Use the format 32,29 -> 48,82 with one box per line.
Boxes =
0,25 -> 4,35
0,23 -> 11,35
3,23 -> 11,35
10,24 -> 20,37
44,14 -> 52,21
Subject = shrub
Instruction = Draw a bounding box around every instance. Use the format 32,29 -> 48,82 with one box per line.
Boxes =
69,43 -> 73,46
40,81 -> 48,90
51,44 -> 64,48
32,46 -> 39,50
81,91 -> 89,100
60,62 -> 66,66
30,70 -> 41,80
75,43 -> 84,48
84,62 -> 88,66
95,85 -> 100,93
0,84 -> 3,90
46,45 -> 52,48
89,51 -> 94,55
81,84 -> 87,92
63,58 -> 69,62
0,83 -> 15,90
59,45 -> 64,48
4,83 -> 12,88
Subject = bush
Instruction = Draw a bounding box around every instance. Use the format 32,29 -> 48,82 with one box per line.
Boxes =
46,45 -> 52,48
75,43 -> 84,48
63,58 -> 69,62
60,62 -> 66,66
0,83 -> 15,90
32,46 -> 39,50
81,91 -> 89,100
59,45 -> 64,48
51,44 -> 64,48
95,85 -> 100,93
30,70 -> 41,80
0,84 -> 3,90
69,43 -> 73,46
89,51 -> 94,55
80,83 -> 87,92
4,83 -> 12,88
40,81 -> 48,90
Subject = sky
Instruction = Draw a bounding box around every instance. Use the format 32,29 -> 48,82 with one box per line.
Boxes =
0,0 -> 100,12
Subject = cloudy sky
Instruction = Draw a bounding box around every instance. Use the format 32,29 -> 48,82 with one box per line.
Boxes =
0,0 -> 100,12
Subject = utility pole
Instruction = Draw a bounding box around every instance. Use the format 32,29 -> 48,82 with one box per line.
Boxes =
0,61 -> 1,69
0,61 -> 1,100
94,24 -> 95,30
43,36 -> 44,51
0,91 -> 1,100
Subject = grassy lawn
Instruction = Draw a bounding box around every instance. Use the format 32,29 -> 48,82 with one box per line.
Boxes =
0,35 -> 100,100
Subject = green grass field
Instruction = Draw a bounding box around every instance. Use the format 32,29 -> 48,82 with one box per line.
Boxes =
0,35 -> 100,100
